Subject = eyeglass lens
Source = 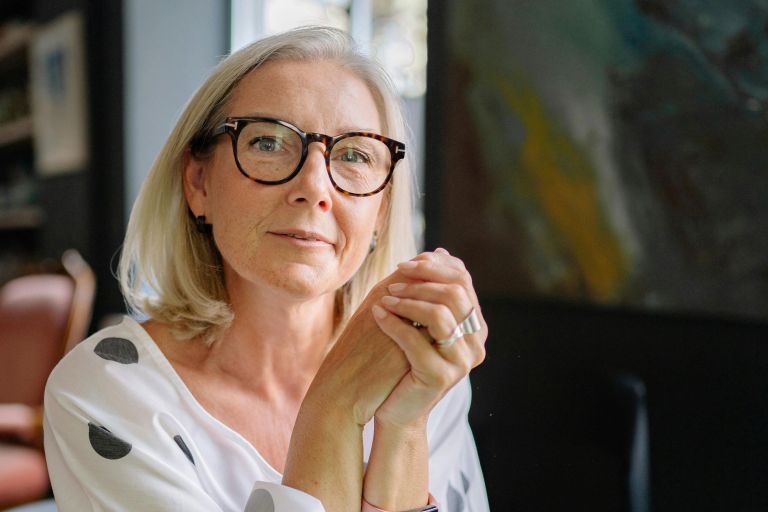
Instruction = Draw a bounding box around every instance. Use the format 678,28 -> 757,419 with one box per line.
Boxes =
236,121 -> 392,195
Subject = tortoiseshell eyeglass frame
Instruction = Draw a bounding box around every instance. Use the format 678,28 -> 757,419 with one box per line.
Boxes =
210,117 -> 406,197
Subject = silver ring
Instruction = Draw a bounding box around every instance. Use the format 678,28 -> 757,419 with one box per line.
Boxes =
459,308 -> 481,335
434,324 -> 463,348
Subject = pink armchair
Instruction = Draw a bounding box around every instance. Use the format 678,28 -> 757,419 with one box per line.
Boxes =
0,250 -> 95,509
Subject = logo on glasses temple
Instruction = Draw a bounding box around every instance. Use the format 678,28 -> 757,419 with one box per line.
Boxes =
395,147 -> 405,154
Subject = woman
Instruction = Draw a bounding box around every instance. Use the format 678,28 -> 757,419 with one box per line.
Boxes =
44,27 -> 489,512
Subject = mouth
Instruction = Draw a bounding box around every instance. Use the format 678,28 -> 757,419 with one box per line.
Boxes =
270,230 -> 334,246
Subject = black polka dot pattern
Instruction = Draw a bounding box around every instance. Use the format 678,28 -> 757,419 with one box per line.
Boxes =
244,488 -> 275,512
94,337 -> 139,364
448,483 -> 465,512
88,422 -> 132,459
174,435 -> 195,465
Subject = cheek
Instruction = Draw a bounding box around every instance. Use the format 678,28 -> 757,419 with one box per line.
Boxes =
338,202 -> 381,262
208,182 -> 269,256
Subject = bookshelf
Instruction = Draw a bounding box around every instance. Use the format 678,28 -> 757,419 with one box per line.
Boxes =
0,22 -> 39,244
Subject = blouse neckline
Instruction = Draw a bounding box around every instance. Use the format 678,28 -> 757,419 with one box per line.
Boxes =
119,315 -> 284,479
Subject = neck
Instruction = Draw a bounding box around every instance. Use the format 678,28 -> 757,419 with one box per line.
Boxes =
203,279 -> 338,402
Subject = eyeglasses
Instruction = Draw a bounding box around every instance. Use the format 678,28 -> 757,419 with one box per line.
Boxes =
211,117 -> 406,197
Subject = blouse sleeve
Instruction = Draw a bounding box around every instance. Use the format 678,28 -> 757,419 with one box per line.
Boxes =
43,331 -> 325,512
425,376 -> 490,512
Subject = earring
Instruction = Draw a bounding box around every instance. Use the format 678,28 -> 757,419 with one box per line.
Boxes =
369,230 -> 378,254
195,215 -> 213,235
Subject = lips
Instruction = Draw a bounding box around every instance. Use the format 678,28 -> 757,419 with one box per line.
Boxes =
270,229 -> 334,245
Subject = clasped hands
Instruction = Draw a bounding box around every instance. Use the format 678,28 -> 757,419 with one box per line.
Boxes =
308,248 -> 487,431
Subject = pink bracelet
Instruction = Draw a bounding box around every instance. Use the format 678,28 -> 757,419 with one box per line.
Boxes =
361,493 -> 438,512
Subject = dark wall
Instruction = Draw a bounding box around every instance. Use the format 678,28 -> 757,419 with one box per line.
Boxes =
426,2 -> 768,511
5,0 -> 125,326
469,298 -> 768,512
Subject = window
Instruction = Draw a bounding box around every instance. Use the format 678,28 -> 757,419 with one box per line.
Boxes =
230,0 -> 427,246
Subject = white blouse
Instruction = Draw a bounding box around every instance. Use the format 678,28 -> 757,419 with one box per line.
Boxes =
44,316 -> 490,511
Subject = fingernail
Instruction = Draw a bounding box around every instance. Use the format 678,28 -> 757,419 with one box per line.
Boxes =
398,261 -> 417,269
388,283 -> 407,293
372,305 -> 387,320
436,247 -> 449,255
381,295 -> 399,306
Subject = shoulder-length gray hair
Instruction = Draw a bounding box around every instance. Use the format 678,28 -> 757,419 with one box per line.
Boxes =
118,26 -> 417,345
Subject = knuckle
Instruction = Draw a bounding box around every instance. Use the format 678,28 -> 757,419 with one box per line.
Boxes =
457,356 -> 473,375
450,266 -> 466,283
453,256 -> 467,270
461,270 -> 474,288
439,305 -> 455,325
474,345 -> 487,366
448,283 -> 465,303
416,251 -> 433,262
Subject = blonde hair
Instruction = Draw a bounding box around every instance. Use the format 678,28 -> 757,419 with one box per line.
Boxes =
119,26 -> 417,344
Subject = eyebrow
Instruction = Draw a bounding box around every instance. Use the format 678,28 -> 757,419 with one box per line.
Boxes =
232,112 -> 380,135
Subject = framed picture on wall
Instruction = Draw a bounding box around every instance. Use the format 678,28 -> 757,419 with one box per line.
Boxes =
427,0 -> 768,322
30,11 -> 89,175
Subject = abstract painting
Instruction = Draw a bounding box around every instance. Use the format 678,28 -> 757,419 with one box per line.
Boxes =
435,0 -> 768,320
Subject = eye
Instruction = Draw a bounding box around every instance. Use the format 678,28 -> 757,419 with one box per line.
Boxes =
249,137 -> 283,152
339,146 -> 370,164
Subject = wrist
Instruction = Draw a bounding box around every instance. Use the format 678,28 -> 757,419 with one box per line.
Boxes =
363,416 -> 429,511
298,388 -> 359,430
373,411 -> 429,434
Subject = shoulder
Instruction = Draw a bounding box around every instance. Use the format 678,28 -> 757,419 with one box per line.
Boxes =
48,316 -> 144,381
45,316 -> 175,412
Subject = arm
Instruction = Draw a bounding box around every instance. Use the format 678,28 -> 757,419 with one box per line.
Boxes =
363,249 -> 488,511
281,398 -> 365,511
282,272 -> 413,511
365,380 -> 490,512
362,417 -> 429,510
44,363 -> 230,511
44,325 -> 327,512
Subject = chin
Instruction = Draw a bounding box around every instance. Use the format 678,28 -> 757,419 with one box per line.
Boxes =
261,263 -> 340,300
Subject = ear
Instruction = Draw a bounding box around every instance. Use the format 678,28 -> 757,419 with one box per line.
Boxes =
183,148 -> 209,217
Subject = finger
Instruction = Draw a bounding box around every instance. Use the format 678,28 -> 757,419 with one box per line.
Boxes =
412,249 -> 467,276
379,296 -> 461,346
378,296 -> 485,370
386,281 -> 473,323
387,274 -> 485,338
397,257 -> 478,305
387,281 -> 487,345
372,305 -> 471,385
383,284 -> 487,368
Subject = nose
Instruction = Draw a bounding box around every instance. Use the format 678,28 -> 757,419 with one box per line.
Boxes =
286,142 -> 333,211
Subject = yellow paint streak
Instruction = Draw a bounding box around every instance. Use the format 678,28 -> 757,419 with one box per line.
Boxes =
497,77 -> 627,300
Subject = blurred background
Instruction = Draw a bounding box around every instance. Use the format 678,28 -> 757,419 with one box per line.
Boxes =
1,0 -> 767,511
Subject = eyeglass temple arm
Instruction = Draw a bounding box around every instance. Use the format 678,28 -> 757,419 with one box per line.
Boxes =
393,143 -> 406,161
211,120 -> 239,137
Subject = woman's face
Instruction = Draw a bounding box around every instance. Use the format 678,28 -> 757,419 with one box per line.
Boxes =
185,59 -> 387,302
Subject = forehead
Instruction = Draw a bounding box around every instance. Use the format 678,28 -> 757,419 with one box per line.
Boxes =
226,59 -> 383,134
